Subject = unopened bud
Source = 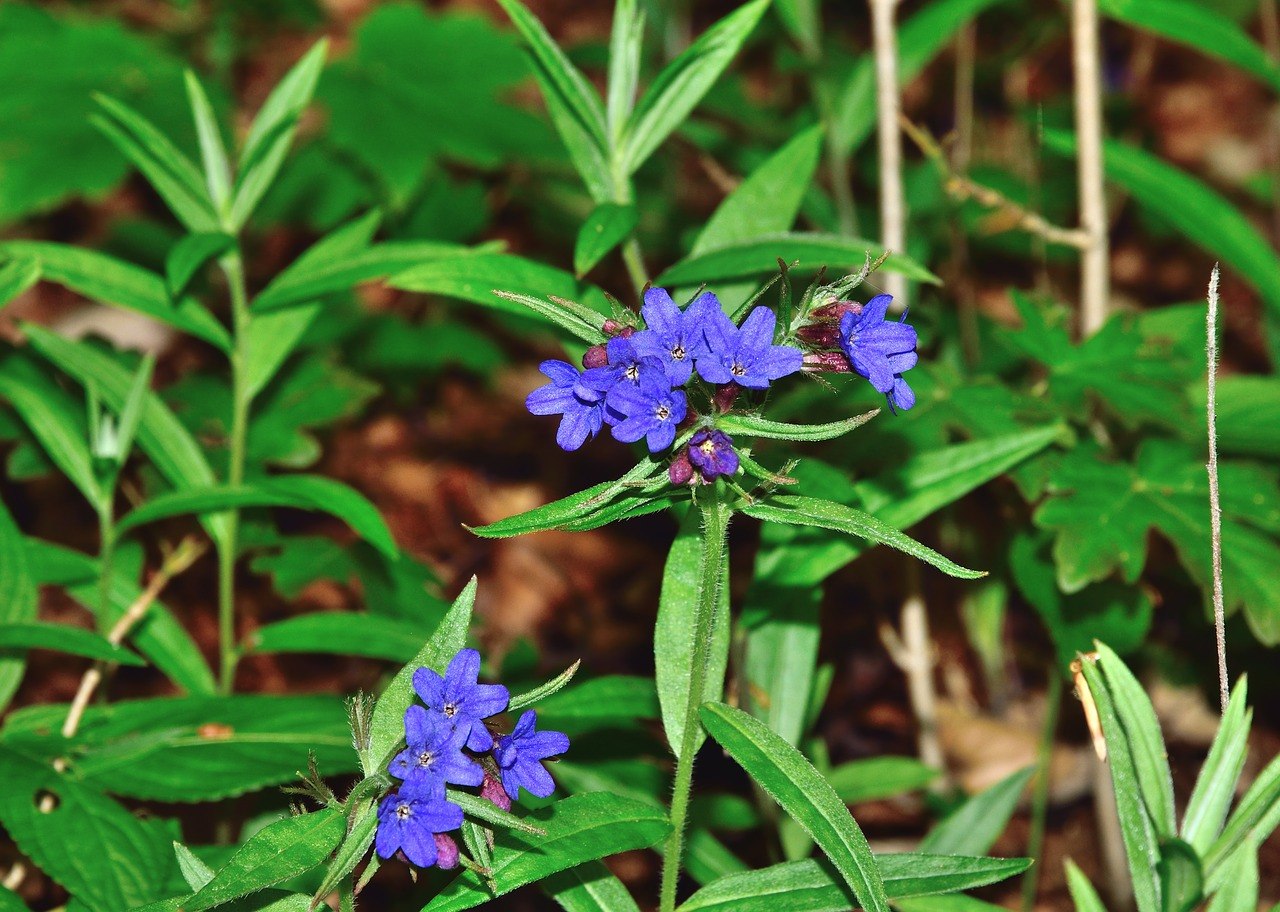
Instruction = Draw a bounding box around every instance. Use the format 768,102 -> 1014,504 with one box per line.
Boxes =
668,449 -> 695,485
811,300 -> 863,322
481,770 -> 511,812
712,384 -> 740,413
803,351 -> 853,373
796,323 -> 841,347
434,833 -> 460,870
582,344 -> 608,369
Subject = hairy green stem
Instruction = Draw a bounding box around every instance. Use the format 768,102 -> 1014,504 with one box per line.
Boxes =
658,490 -> 732,912
217,252 -> 252,695
96,502 -> 116,629
1020,667 -> 1063,912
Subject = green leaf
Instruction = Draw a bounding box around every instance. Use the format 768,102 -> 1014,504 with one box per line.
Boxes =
700,702 -> 889,912
497,0 -> 607,149
718,409 -> 878,442
1095,643 -> 1177,840
248,612 -> 430,662
449,788 -> 547,836
1216,376 -> 1280,458
537,675 -> 660,732
1205,849 -> 1257,912
175,841 -> 216,891
488,290 -> 610,345
0,695 -> 358,802
1065,860 -> 1110,912
0,888 -> 28,912
677,854 -> 1032,912
184,71 -> 232,213
621,0 -> 769,173
1182,679 -> 1251,855
827,757 -> 939,804
0,745 -> 172,910
423,793 -> 671,912
920,767 -> 1033,856
574,203 -> 639,276
311,800 -> 376,906
231,40 -> 328,229
253,240 -> 478,313
367,578 -> 476,774
656,504 -> 730,759
742,495 -> 983,580
656,233 -> 940,287
470,458 -> 662,537
165,231 -> 234,298
508,660 -> 581,712
0,499 -> 37,712
1203,751 -> 1280,880
1041,132 -> 1280,320
1034,440 -> 1280,643
605,0 -> 645,141
545,860 -> 643,912
1078,653 -> 1163,912
114,475 -> 398,559
92,93 -> 219,233
1098,0 -> 1280,93
2,243 -> 230,350
0,622 -> 145,666
691,125 -> 825,256
0,355 -> 101,507
1157,838 -> 1203,912
830,0 -> 1011,157
184,809 -> 344,911
0,256 -> 40,308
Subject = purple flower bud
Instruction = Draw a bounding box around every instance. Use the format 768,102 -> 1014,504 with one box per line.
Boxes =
582,344 -> 609,369
795,322 -> 842,348
669,449 -> 695,485
688,429 -> 739,481
803,351 -> 853,373
811,300 -> 864,321
433,833 -> 460,870
481,770 -> 512,812
712,384 -> 740,414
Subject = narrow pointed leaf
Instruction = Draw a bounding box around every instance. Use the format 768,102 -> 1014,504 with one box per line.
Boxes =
165,231 -> 234,298
1065,860 -> 1110,912
0,256 -> 40,308
1182,679 -> 1250,855
718,410 -> 879,442
0,622 -> 145,666
184,70 -> 233,212
545,860 -> 643,912
919,767 -> 1033,856
0,356 -> 100,506
0,500 -> 37,712
574,203 -> 639,276
656,234 -> 940,287
508,660 -> 581,712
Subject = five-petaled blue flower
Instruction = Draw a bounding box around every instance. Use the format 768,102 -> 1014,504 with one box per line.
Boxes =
578,336 -> 665,419
838,294 -> 918,411
526,360 -> 605,451
607,371 -> 689,453
631,288 -> 715,385
390,704 -> 483,789
413,648 -> 510,752
375,781 -> 464,869
697,305 -> 803,389
495,710 -> 571,800
688,429 -> 739,481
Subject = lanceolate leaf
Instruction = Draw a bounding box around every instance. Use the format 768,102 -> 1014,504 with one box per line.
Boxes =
700,702 -> 890,912
184,809 -> 344,911
677,854 -> 1032,912
0,500 -> 37,713
184,70 -> 232,212
423,793 -> 671,912
114,475 -> 398,559
574,202 -> 639,276
1203,750 -> 1280,881
0,256 -> 40,308
0,695 -> 357,802
544,859 -> 643,912
0,622 -> 145,666
656,234 -> 940,287
311,799 -> 376,905
718,410 -> 879,442
743,495 -> 982,580
164,231 -> 234,298
0,746 -> 173,910
367,578 -> 476,774
1064,860 -> 1109,912
507,660 -> 581,712
1,243 -> 230,350
248,612 -> 433,662
827,758 -> 940,804
1181,679 -> 1251,855
919,767 -> 1033,856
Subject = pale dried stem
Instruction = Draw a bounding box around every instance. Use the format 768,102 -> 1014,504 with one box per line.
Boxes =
1205,265 -> 1229,713
2,862 -> 25,892
870,0 -> 907,308
1072,0 -> 1110,336
881,587 -> 946,776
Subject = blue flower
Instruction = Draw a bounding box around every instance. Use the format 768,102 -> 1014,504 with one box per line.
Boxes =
696,305 -> 803,389
578,336 -> 666,420
688,429 -> 739,481
526,360 -> 605,451
631,288 -> 716,385
413,649 -> 510,752
606,371 -> 688,453
375,781 -> 463,868
838,294 -> 918,410
494,710 -> 570,800
389,705 -> 483,789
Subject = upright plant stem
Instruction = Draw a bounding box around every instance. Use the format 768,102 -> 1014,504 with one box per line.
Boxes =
869,0 -> 907,307
1071,0 -> 1109,336
1205,265 -> 1228,713
217,251 -> 252,695
1020,668 -> 1063,912
96,503 -> 116,630
659,491 -> 731,912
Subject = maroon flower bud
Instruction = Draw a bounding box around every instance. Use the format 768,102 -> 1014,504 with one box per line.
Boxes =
668,449 -> 695,485
602,319 -> 623,335
810,300 -> 863,322
433,833 -> 460,870
796,323 -> 841,348
616,325 -> 635,338
803,351 -> 853,373
712,384 -> 740,414
582,344 -> 608,369
481,770 -> 512,812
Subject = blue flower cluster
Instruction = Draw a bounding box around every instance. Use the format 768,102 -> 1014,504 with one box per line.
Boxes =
375,648 -> 570,869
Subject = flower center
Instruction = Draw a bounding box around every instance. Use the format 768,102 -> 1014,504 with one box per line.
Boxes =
417,750 -> 435,768
396,802 -> 412,820
624,363 -> 640,381
443,702 -> 459,718
698,439 -> 717,457
730,362 -> 746,376
655,404 -> 671,421
670,343 -> 686,361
